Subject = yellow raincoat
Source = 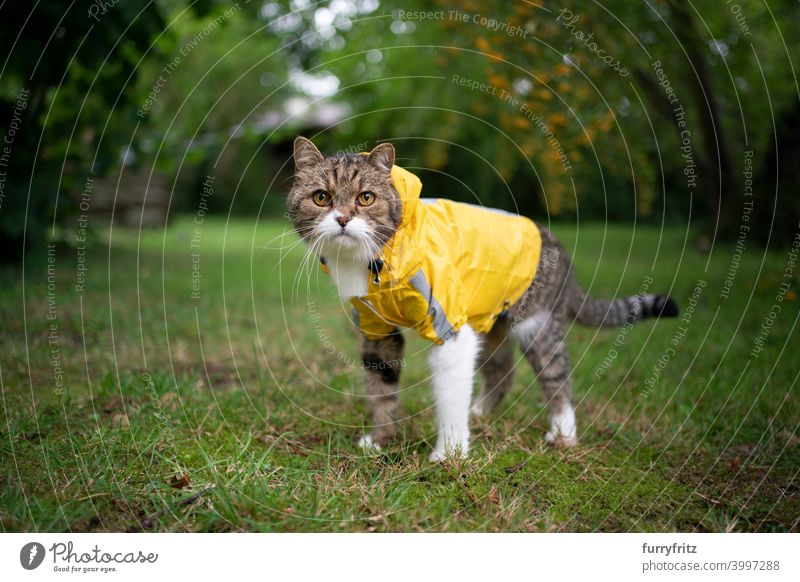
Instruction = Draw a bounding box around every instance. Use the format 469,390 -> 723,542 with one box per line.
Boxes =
327,164 -> 541,344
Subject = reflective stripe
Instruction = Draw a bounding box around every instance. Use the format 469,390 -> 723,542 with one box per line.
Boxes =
408,269 -> 456,341
351,306 -> 360,327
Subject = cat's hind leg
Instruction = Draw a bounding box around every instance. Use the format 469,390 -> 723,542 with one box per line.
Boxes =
471,317 -> 515,417
517,313 -> 577,447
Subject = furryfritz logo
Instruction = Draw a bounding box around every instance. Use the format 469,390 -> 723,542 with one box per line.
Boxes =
20,542 -> 46,570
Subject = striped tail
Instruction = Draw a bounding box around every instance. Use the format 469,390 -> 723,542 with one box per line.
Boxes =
570,289 -> 679,328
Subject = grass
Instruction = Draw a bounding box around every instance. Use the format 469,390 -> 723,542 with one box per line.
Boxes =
1,216 -> 798,532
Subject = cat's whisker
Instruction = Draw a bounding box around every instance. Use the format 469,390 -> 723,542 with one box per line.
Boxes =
293,247 -> 314,301
257,225 -> 310,250
274,234 -> 304,278
295,233 -> 322,287
304,232 -> 337,298
293,247 -> 317,303
297,231 -> 327,297
291,230 -> 321,299
262,233 -> 305,262
270,234 -> 315,267
258,223 -> 318,263
272,225 -> 320,267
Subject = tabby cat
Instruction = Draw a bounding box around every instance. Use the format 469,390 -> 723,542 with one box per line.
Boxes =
287,137 -> 678,461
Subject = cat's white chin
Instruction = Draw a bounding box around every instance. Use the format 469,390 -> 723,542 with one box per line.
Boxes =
325,231 -> 361,251
319,233 -> 372,264
315,212 -> 374,260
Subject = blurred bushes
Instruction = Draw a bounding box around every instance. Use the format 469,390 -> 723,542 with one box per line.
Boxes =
2,0 -> 799,261
0,1 -> 165,261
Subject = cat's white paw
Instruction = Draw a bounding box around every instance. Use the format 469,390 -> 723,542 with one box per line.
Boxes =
428,442 -> 469,462
357,434 -> 381,452
544,431 -> 578,448
428,449 -> 447,462
470,401 -> 485,417
545,404 -> 577,448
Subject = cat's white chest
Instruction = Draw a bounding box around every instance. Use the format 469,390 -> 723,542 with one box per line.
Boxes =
325,254 -> 370,299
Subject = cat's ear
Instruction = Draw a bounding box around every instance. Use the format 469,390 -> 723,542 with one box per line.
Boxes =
366,142 -> 395,171
294,136 -> 324,172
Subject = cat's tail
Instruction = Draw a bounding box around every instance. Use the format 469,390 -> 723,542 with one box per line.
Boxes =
569,288 -> 679,328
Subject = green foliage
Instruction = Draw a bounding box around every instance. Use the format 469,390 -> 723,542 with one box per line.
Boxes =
131,1 -> 295,215
275,0 -> 799,232
0,1 -> 166,261
3,0 -> 798,257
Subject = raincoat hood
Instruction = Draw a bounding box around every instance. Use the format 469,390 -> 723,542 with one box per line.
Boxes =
379,164 -> 425,280
391,163 -> 423,227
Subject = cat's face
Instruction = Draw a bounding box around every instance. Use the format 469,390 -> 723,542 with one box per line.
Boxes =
287,137 -> 403,260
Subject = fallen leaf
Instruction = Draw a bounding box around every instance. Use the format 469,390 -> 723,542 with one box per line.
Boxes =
169,474 -> 190,489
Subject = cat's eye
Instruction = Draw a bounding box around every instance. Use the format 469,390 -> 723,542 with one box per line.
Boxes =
311,190 -> 331,207
356,191 -> 375,206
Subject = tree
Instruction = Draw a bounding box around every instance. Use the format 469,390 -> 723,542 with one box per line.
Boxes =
284,0 -> 799,240
0,1 -> 165,261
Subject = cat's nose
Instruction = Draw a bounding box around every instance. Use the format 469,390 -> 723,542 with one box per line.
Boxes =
335,215 -> 352,228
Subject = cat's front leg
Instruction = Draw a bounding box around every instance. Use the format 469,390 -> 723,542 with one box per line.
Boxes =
358,330 -> 404,451
428,325 -> 480,461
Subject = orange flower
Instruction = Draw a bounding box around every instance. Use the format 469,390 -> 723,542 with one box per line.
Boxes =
522,141 -> 536,157
475,37 -> 491,53
555,63 -> 571,76
548,113 -> 568,127
515,4 -> 531,16
490,74 -> 509,89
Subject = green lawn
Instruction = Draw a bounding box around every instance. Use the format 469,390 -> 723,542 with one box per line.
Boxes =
1,217 -> 798,532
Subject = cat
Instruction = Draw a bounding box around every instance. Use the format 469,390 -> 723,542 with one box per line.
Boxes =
287,137 -> 679,461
